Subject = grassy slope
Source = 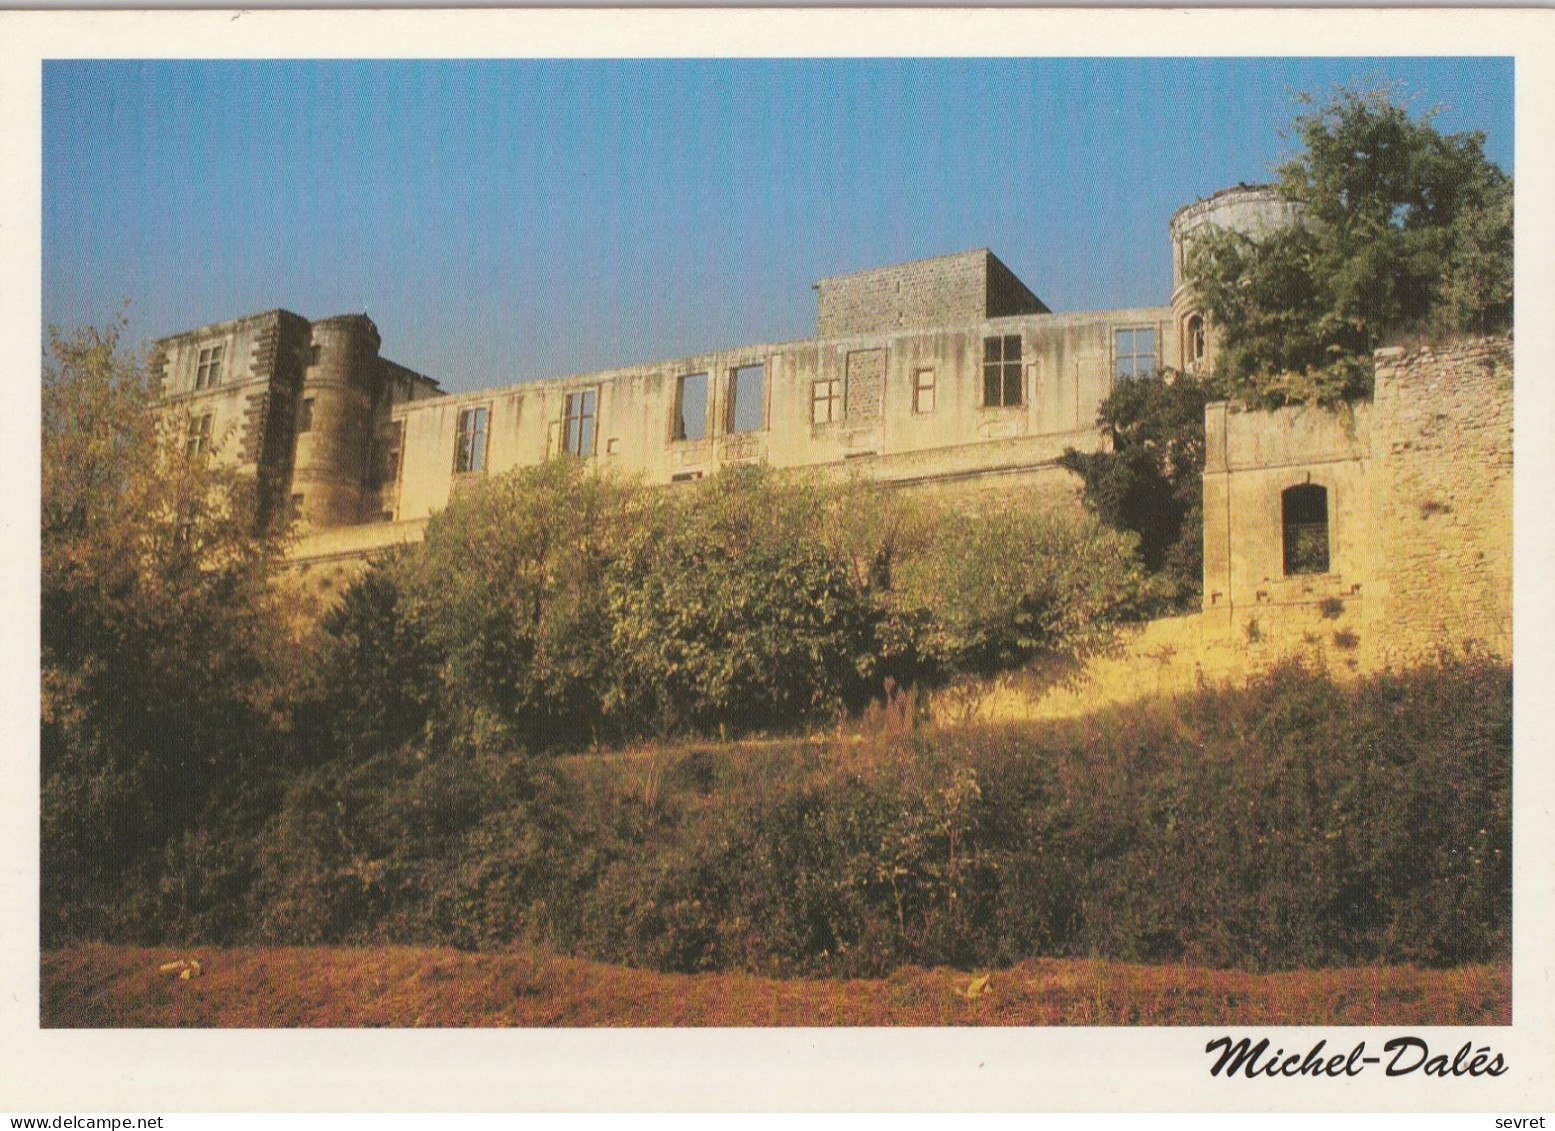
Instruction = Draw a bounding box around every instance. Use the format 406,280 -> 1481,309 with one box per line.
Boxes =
43,945 -> 1510,1028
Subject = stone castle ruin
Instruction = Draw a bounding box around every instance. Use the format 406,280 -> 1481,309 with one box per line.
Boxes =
153,184 -> 1512,693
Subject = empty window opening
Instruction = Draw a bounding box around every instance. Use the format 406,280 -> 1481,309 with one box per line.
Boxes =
728,363 -> 766,434
1282,483 -> 1330,576
671,471 -> 704,483
1115,327 -> 1157,380
913,368 -> 937,414
454,406 -> 489,474
194,344 -> 226,391
381,509 -> 396,524
378,420 -> 405,484
1185,315 -> 1206,367
811,378 -> 842,424
675,373 -> 709,441
186,413 -> 213,457
297,397 -> 314,434
983,335 -> 1022,407
563,390 -> 598,456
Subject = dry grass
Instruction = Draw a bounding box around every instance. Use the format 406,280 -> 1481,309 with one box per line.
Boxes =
42,946 -> 1510,1028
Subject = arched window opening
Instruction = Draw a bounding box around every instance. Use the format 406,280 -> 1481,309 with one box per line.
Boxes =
1282,484 -> 1330,576
1186,314 -> 1206,367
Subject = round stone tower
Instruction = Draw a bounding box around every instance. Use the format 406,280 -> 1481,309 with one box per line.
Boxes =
1169,184 -> 1304,375
290,314 -> 383,529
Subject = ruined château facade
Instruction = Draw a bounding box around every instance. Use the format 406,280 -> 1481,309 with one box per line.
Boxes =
154,244 -> 1173,540
153,184 -> 1513,671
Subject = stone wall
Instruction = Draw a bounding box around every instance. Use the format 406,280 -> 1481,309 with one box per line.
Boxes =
991,336 -> 1514,721
1363,337 -> 1513,663
815,249 -> 1046,338
382,305 -> 1170,529
1202,336 -> 1511,666
1201,399 -> 1370,620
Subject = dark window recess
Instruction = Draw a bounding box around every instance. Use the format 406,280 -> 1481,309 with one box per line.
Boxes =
983,335 -> 1022,407
1282,484 -> 1331,576
728,363 -> 765,434
378,420 -> 405,484
1115,327 -> 1157,380
675,374 -> 709,441
195,344 -> 225,391
298,397 -> 314,434
563,390 -> 598,456
1186,315 -> 1206,366
455,406 -> 489,473
671,471 -> 704,482
289,493 -> 304,522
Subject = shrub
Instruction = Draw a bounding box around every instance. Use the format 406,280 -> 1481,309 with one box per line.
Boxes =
172,653 -> 1512,974
605,467 -> 879,736
307,557 -> 441,761
893,504 -> 1150,677
1058,370 -> 1209,604
393,459 -> 641,750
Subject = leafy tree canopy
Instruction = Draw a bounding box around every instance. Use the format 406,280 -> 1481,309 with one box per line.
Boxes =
42,317 -> 293,942
1058,370 -> 1209,604
1190,83 -> 1512,406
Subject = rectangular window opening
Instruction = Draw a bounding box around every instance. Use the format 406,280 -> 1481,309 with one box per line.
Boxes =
1282,484 -> 1331,576
563,390 -> 598,456
378,420 -> 405,484
1114,327 -> 1158,380
675,374 -> 709,441
728,363 -> 766,434
811,378 -> 841,424
195,344 -> 226,391
982,335 -> 1022,407
297,397 -> 314,434
913,368 -> 937,414
454,406 -> 489,474
186,412 -> 213,457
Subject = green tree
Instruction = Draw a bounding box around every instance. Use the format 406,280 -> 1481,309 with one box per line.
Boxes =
42,317 -> 292,942
307,556 -> 441,760
605,466 -> 880,736
394,458 -> 641,750
1190,83 -> 1512,406
1058,370 -> 1209,603
893,504 -> 1149,677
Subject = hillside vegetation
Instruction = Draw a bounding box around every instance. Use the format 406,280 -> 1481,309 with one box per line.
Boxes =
57,653 -> 1509,978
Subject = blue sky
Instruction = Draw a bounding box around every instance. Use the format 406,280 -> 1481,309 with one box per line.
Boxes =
43,58 -> 1513,393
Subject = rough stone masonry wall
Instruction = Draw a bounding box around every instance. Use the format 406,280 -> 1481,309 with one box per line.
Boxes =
1363,337 -> 1513,665
816,251 -> 989,337
982,335 -> 1514,724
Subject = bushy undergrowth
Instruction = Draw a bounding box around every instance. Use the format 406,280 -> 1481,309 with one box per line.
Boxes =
318,461 -> 1148,753
166,655 -> 1510,974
